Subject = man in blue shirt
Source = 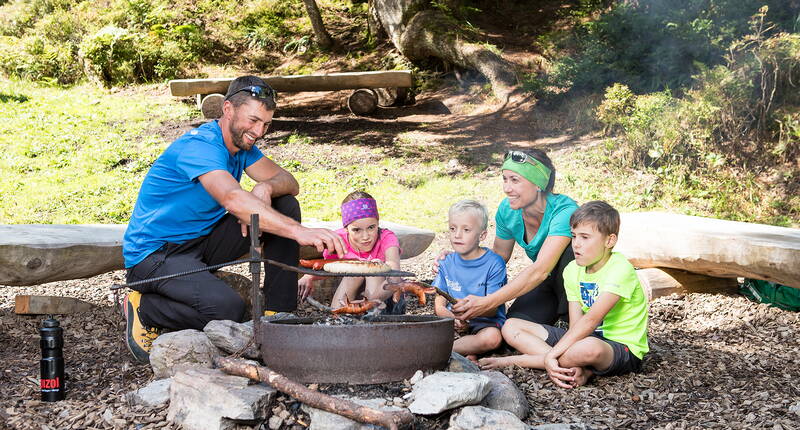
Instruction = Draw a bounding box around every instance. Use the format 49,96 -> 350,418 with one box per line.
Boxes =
122,76 -> 346,363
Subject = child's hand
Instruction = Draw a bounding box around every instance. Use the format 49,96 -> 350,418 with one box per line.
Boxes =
298,275 -> 318,302
431,250 -> 452,275
453,318 -> 468,333
544,354 -> 575,389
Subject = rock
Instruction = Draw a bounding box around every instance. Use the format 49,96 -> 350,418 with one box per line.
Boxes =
302,396 -> 404,430
204,320 -> 259,359
214,271 -> 254,319
789,402 -> 800,415
448,405 -> 528,430
167,367 -> 276,430
479,370 -> 530,419
447,352 -> 480,373
530,424 -> 587,430
409,370 -> 424,385
408,372 -> 491,415
126,378 -> 172,408
149,330 -> 222,379
268,415 -> 284,430
101,408 -> 113,424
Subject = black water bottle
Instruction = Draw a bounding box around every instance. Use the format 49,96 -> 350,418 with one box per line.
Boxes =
39,317 -> 65,402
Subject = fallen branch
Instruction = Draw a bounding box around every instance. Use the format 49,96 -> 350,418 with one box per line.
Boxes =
214,357 -> 415,430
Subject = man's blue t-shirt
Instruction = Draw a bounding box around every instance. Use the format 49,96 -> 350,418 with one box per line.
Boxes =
123,121 -> 264,267
495,193 -> 578,262
433,248 -> 508,326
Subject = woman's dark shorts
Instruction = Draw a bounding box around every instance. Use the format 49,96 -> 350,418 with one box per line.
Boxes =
541,324 -> 643,376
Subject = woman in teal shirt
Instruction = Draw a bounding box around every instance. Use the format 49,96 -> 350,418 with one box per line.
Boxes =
452,149 -> 578,331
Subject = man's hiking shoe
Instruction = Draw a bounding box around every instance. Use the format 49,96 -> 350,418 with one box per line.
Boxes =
123,291 -> 160,364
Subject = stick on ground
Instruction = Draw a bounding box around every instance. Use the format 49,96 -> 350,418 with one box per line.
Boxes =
214,357 -> 414,430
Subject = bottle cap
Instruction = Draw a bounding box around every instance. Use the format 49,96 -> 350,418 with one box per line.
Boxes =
42,318 -> 60,328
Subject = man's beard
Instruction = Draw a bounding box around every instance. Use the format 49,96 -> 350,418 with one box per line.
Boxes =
230,122 -> 255,151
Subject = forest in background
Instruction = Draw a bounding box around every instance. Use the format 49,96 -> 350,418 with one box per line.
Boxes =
0,0 -> 797,226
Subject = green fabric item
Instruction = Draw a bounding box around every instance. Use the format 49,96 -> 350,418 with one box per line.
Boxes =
740,279 -> 800,312
501,157 -> 552,191
563,252 -> 649,359
494,193 -> 577,262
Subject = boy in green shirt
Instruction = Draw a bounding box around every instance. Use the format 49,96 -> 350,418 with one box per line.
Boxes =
479,200 -> 648,388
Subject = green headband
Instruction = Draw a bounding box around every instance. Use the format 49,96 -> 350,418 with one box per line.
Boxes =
501,157 -> 552,191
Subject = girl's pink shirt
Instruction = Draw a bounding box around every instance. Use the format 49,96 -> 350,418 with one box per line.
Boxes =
322,228 -> 401,261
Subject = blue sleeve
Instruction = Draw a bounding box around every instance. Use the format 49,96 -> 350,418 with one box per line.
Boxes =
495,200 -> 513,240
548,200 -> 577,237
244,146 -> 265,169
176,139 -> 228,181
484,256 -> 507,295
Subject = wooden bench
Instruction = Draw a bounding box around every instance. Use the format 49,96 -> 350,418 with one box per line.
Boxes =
0,221 -> 434,286
169,70 -> 414,118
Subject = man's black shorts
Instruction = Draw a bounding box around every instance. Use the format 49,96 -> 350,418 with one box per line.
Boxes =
542,324 -> 643,376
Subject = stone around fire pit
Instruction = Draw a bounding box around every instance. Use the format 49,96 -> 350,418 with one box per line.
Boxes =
408,372 -> 491,415
448,405 -> 529,430
126,378 -> 172,408
479,370 -> 530,419
150,329 -> 222,378
168,367 -> 276,430
302,396 -> 405,430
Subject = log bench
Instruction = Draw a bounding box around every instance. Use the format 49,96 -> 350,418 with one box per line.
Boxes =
616,212 -> 800,289
169,70 -> 414,118
0,221 -> 434,286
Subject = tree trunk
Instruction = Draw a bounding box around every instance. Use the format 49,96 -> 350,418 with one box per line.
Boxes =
302,0 -> 334,49
370,0 -> 518,100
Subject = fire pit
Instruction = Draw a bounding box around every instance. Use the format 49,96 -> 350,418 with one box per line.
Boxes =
258,315 -> 454,384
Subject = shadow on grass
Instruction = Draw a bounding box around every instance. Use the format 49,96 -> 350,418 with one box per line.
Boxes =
0,93 -> 29,103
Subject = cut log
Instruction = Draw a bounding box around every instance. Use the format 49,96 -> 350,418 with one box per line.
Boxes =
15,295 -> 94,315
0,221 -> 434,286
0,224 -> 126,287
200,94 -> 224,119
169,71 -> 413,97
347,89 -> 379,115
618,212 -> 800,289
636,268 -> 739,300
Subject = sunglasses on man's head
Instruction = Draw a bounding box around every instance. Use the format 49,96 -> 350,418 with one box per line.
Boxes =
227,85 -> 277,102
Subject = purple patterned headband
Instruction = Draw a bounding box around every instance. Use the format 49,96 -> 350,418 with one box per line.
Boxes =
341,198 -> 379,226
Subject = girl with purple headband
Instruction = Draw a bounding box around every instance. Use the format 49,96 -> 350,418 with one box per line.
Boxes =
298,191 -> 403,310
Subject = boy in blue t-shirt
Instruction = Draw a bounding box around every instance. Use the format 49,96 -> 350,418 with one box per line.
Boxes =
434,200 -> 508,362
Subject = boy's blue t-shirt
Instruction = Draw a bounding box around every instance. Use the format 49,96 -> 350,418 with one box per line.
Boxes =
495,193 -> 578,262
123,121 -> 264,267
433,248 -> 508,326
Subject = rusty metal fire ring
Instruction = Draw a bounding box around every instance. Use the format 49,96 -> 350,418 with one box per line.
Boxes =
258,315 -> 454,384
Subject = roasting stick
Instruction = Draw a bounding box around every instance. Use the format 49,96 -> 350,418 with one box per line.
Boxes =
305,297 -> 333,313
215,357 -> 414,430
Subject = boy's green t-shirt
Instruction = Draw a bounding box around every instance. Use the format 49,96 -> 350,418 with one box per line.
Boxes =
563,252 -> 649,359
495,193 -> 578,262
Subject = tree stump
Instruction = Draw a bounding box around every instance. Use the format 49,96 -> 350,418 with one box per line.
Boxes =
374,87 -> 408,106
200,93 -> 225,119
347,89 -> 378,115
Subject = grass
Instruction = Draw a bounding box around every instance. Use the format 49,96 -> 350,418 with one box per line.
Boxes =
0,79 -> 196,223
1,78 -> 796,231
